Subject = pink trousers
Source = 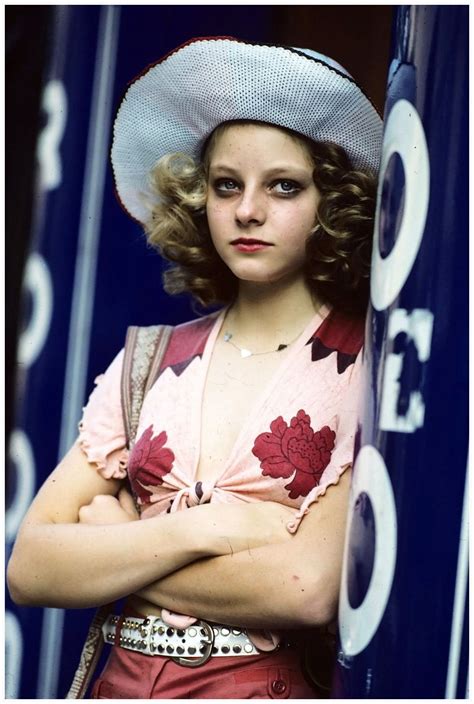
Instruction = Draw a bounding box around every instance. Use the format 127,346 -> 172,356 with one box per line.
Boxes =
91,640 -> 320,699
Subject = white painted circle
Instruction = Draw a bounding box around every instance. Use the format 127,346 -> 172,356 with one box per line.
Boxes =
18,253 -> 53,368
371,99 -> 430,311
5,611 -> 23,698
37,79 -> 68,191
339,445 -> 398,656
6,429 -> 36,542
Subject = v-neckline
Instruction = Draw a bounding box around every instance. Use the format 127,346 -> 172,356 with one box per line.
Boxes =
191,303 -> 331,482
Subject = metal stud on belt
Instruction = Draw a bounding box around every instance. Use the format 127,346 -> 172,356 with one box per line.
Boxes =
102,614 -> 260,666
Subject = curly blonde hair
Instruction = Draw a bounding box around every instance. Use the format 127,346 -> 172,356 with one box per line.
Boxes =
144,121 -> 377,315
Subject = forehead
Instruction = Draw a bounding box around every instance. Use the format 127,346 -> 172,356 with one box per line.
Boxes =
205,121 -> 314,165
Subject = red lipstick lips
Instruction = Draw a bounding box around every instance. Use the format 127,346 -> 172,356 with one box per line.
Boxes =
230,238 -> 273,253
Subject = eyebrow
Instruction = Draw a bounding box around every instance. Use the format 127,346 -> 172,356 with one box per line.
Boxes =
209,164 -> 312,178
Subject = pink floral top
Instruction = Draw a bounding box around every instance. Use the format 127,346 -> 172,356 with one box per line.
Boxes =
79,305 -> 364,527
78,305 -> 364,644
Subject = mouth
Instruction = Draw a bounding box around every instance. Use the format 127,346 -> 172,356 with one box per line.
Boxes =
230,238 -> 273,252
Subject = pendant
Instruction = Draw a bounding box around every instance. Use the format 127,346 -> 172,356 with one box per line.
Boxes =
240,348 -> 252,358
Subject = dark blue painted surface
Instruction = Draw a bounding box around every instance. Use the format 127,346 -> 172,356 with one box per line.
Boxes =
333,6 -> 468,698
347,493 -> 376,610
6,7 -> 101,699
377,153 -> 405,259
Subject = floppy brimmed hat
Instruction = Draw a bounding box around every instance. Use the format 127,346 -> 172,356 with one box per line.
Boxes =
111,36 -> 383,224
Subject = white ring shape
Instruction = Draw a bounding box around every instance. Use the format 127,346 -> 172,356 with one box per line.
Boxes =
5,611 -> 23,698
339,445 -> 398,656
371,99 -> 430,311
37,79 -> 68,191
18,252 -> 53,368
6,429 -> 36,542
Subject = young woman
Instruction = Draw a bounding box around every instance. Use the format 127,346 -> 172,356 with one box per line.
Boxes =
8,37 -> 382,698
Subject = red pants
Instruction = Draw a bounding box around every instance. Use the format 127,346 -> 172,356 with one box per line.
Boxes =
91,642 -> 320,699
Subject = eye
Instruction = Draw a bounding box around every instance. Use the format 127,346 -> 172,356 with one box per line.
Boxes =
271,180 -> 302,196
213,178 -> 240,195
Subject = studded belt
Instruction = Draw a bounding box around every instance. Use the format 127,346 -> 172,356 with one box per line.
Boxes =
102,614 -> 261,667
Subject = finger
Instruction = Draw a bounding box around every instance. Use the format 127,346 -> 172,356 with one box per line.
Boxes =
91,494 -> 118,507
78,505 -> 93,523
118,487 -> 139,516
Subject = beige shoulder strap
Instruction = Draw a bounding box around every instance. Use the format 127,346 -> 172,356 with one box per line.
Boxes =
121,325 -> 173,448
66,324 -> 173,698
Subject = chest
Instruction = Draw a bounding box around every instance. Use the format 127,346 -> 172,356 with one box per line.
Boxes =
195,340 -> 289,483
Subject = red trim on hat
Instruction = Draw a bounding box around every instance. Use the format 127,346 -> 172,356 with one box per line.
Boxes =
112,183 -> 143,226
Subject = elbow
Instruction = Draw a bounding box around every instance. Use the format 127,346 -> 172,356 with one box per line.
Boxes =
7,557 -> 66,608
302,589 -> 338,627
7,539 -> 52,607
6,556 -> 36,606
288,572 -> 340,628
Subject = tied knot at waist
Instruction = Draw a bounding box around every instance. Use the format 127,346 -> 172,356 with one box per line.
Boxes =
167,481 -> 218,513
186,480 -> 216,507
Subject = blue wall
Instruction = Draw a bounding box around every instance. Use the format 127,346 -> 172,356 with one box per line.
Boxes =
333,6 -> 468,699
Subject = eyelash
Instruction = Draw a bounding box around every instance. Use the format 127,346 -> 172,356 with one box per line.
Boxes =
272,180 -> 302,195
213,179 -> 239,194
212,179 -> 302,197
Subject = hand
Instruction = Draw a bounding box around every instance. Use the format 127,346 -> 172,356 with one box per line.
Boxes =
78,487 -> 139,525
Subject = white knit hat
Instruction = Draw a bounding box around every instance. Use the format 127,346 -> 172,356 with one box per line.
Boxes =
111,36 -> 383,224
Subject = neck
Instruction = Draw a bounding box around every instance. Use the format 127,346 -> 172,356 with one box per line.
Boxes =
225,276 -> 324,346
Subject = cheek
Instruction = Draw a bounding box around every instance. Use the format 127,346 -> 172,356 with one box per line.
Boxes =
206,200 -> 225,229
280,206 -> 317,249
206,204 -> 229,250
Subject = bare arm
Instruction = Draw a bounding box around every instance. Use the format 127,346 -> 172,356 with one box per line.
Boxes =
134,470 -> 351,629
7,443 -> 293,609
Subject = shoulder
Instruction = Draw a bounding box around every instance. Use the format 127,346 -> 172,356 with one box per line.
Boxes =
160,310 -> 221,376
306,308 -> 365,374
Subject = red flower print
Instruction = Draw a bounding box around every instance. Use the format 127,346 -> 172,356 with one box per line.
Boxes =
252,411 -> 335,498
128,425 -> 175,503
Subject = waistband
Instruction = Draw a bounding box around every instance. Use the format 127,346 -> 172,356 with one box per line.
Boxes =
102,614 -> 265,668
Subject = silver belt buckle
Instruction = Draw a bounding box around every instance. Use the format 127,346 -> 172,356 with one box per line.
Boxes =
170,620 -> 215,668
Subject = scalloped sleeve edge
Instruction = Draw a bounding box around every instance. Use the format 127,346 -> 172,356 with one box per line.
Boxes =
286,461 -> 352,534
76,349 -> 129,480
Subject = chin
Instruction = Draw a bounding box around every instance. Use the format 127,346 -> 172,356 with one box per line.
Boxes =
230,268 -> 279,284
235,269 -> 302,287
220,256 -> 304,286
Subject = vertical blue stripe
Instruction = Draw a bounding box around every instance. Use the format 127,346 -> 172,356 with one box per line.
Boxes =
36,6 -> 121,698
445,465 -> 469,698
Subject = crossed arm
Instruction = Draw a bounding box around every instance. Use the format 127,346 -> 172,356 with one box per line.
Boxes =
6,444 -> 293,609
7,442 -> 351,628
135,469 -> 351,629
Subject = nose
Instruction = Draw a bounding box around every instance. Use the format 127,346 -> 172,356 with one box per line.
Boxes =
235,186 -> 265,227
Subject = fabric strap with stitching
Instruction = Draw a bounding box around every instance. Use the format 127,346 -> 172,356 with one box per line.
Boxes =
66,324 -> 173,698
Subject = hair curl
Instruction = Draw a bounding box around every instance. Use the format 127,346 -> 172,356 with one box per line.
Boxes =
144,122 -> 377,315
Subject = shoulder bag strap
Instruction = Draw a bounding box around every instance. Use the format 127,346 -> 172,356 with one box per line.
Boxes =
121,324 -> 173,448
66,324 -> 173,699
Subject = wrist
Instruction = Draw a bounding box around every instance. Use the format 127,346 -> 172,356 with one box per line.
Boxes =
174,504 -> 233,559
150,506 -> 222,562
186,504 -> 228,558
